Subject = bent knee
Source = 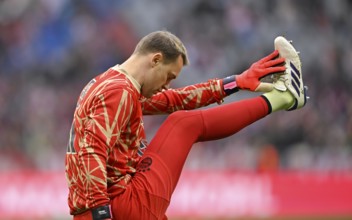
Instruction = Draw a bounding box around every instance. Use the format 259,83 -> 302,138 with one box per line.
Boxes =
166,110 -> 204,135
167,110 -> 201,124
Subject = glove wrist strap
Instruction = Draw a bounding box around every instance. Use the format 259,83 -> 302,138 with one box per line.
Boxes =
222,75 -> 239,95
91,205 -> 112,220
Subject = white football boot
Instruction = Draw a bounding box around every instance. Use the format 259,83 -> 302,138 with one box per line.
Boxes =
273,36 -> 307,110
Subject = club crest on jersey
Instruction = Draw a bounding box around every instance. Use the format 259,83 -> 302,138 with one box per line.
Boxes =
136,157 -> 152,172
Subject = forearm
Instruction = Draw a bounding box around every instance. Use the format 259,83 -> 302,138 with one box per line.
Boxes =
79,147 -> 110,208
78,128 -> 111,212
141,79 -> 226,114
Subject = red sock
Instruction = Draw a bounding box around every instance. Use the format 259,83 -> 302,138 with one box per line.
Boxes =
199,96 -> 269,141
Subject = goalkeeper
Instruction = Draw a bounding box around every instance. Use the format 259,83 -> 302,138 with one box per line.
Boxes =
65,31 -> 306,220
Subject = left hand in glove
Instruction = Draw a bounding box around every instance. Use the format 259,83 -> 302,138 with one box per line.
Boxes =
236,50 -> 286,92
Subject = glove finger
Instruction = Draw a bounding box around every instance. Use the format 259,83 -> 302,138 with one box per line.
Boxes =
264,66 -> 286,75
263,57 -> 285,68
254,82 -> 274,92
258,50 -> 280,63
256,66 -> 286,80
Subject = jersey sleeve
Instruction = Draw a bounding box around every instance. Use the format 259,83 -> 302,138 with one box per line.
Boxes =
141,79 -> 226,114
78,88 -> 134,209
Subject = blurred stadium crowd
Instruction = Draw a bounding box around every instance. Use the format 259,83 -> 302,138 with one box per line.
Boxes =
0,0 -> 351,172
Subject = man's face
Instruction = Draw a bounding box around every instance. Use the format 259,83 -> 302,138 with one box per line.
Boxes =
142,54 -> 183,98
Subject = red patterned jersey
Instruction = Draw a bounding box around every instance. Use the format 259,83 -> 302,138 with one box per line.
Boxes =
65,68 -> 226,214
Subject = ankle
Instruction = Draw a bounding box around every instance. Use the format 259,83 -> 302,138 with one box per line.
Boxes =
262,89 -> 295,112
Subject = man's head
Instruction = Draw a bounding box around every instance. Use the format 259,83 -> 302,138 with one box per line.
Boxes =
132,31 -> 189,97
133,30 -> 189,66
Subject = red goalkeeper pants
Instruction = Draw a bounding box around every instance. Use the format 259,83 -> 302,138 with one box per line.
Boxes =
75,96 -> 269,220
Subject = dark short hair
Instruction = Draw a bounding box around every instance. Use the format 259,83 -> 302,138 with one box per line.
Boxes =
133,30 -> 189,65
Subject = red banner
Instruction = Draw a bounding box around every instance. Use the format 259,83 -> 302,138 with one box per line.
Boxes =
167,171 -> 352,218
0,171 -> 351,219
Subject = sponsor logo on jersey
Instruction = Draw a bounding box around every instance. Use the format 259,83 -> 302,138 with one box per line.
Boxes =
137,139 -> 148,157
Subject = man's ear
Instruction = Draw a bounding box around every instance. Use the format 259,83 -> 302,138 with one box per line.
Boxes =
151,53 -> 163,67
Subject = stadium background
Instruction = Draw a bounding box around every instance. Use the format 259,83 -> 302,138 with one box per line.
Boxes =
0,0 -> 351,219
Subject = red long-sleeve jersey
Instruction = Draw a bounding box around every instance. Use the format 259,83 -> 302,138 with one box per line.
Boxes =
65,68 -> 226,214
